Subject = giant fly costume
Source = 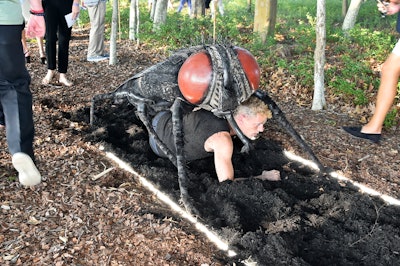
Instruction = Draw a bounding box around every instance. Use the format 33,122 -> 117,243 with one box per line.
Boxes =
90,44 -> 324,214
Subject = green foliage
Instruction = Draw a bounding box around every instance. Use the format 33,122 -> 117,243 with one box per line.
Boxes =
384,108 -> 398,128
7,176 -> 17,182
326,54 -> 374,105
83,0 -> 399,127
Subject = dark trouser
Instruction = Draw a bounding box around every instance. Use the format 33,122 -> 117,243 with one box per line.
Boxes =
43,0 -> 73,73
0,104 -> 4,125
0,24 -> 35,160
149,111 -> 169,158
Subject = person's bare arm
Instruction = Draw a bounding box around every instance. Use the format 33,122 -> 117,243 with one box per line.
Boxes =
204,131 -> 234,182
205,132 -> 281,182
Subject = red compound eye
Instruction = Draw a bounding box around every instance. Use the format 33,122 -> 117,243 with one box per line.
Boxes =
178,52 -> 213,105
234,47 -> 260,90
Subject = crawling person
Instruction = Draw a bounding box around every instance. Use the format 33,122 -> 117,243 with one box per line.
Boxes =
149,95 -> 281,183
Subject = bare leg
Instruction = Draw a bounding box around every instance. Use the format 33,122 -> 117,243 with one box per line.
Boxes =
362,52 -> 400,134
21,29 -> 30,63
36,37 -> 46,61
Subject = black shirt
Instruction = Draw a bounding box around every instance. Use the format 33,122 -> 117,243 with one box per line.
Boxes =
154,109 -> 230,161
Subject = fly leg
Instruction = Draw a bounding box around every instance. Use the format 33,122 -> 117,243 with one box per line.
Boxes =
254,90 -> 325,173
171,98 -> 200,216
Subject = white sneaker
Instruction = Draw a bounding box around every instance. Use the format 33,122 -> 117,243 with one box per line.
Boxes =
87,55 -> 109,62
12,152 -> 41,186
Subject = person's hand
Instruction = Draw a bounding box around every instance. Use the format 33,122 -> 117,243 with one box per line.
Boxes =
26,0 -> 45,38
26,15 -> 45,38
254,170 -> 281,181
72,2 -> 80,20
377,1 -> 389,15
378,1 -> 400,16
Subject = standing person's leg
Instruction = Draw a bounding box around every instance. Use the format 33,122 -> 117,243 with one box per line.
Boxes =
42,2 -> 58,84
21,29 -> 31,63
37,37 -> 46,64
20,0 -> 31,63
343,40 -> 400,143
210,0 -> 216,18
2,81 -> 34,159
87,1 -> 107,61
57,6 -> 73,86
177,0 -> 185,12
361,52 -> 400,134
218,0 -> 224,16
0,24 -> 41,186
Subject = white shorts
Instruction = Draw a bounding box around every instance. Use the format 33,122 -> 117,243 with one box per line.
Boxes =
392,38 -> 400,56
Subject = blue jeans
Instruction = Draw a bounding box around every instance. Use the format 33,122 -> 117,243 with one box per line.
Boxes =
0,24 -> 35,159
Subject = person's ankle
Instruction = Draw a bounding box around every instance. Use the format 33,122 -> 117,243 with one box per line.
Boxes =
46,69 -> 55,77
59,74 -> 73,87
42,70 -> 56,85
361,125 -> 381,135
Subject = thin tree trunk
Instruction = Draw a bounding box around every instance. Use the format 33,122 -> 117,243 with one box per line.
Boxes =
136,0 -> 140,46
153,0 -> 168,31
342,0 -> 363,32
109,0 -> 118,65
253,0 -> 277,43
192,0 -> 205,18
342,0 -> 348,18
312,0 -> 326,110
129,0 -> 139,41
150,0 -> 157,20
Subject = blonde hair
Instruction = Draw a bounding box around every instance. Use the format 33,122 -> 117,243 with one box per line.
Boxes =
234,95 -> 272,119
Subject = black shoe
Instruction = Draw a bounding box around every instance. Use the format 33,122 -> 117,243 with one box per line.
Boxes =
342,126 -> 381,143
24,51 -> 31,64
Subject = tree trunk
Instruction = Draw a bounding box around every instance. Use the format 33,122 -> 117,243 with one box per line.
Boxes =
150,0 -> 157,20
129,0 -> 139,42
312,0 -> 326,110
109,0 -> 118,65
342,0 -> 363,32
342,0 -> 348,18
153,0 -> 168,31
192,0 -> 205,18
253,0 -> 277,43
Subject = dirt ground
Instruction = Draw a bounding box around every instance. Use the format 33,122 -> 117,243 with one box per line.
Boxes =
1,27 -> 400,265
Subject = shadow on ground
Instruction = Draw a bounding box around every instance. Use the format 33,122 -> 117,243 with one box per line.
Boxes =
75,98 -> 400,265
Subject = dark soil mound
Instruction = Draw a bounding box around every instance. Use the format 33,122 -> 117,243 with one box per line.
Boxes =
80,98 -> 400,265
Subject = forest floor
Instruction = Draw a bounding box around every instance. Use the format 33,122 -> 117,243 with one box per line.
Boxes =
1,27 -> 400,265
